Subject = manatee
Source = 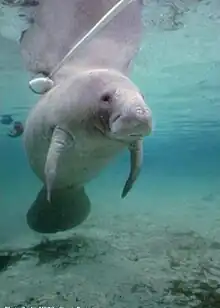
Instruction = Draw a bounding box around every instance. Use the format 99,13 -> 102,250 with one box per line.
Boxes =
1,1 -> 143,78
2,0 -> 152,233
17,0 -> 143,79
24,68 -> 152,234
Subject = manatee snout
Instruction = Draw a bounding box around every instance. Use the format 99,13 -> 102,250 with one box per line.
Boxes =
109,91 -> 152,141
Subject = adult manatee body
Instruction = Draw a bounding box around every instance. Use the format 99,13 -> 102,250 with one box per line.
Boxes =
24,69 -> 152,234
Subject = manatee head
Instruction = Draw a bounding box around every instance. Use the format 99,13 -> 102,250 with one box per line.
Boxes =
86,69 -> 152,143
104,89 -> 152,142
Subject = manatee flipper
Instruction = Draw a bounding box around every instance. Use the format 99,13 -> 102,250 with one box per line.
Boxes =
26,185 -> 91,234
45,126 -> 75,202
121,139 -> 143,198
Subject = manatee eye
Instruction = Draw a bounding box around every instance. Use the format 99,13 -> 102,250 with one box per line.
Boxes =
100,92 -> 112,103
140,93 -> 145,99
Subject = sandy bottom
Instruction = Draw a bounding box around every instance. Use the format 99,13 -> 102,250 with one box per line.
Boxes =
0,167 -> 220,308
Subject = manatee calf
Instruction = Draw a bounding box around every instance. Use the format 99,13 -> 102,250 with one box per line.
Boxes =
24,69 -> 152,234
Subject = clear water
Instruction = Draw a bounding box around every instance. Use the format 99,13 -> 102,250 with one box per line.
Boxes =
0,0 -> 220,307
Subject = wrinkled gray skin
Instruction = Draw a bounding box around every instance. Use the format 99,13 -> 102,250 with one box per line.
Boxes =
15,0 -> 152,234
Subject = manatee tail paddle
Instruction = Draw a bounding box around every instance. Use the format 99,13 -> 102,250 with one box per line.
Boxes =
26,185 -> 91,234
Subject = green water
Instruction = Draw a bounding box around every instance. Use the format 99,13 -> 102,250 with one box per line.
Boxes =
0,0 -> 220,307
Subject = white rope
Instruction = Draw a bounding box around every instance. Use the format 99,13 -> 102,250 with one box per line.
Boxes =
29,0 -> 136,94
49,0 -> 135,78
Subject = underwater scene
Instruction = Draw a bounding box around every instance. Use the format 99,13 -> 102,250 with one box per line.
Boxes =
0,0 -> 220,307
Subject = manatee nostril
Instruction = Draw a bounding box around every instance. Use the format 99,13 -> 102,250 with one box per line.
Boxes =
136,106 -> 151,116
